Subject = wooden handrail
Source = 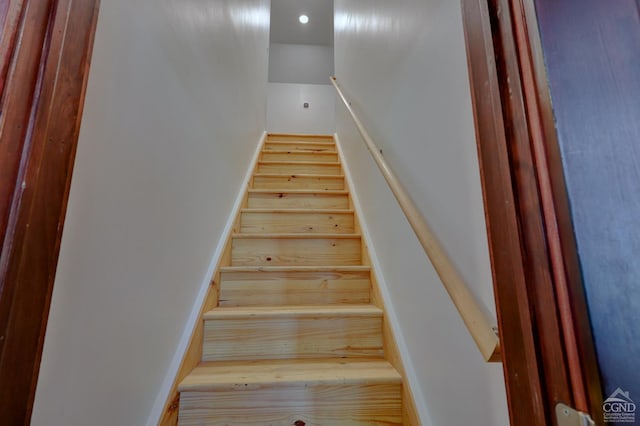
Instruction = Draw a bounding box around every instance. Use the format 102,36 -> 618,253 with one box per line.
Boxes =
331,77 -> 501,362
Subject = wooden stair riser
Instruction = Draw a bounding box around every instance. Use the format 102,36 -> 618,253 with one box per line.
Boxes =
246,191 -> 350,209
231,236 -> 362,266
257,161 -> 342,175
240,210 -> 355,234
264,142 -> 336,152
252,174 -> 345,190
219,268 -> 371,306
203,314 -> 384,361
261,150 -> 339,162
178,383 -> 402,425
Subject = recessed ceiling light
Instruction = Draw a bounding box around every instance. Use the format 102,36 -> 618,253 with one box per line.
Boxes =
299,14 -> 309,24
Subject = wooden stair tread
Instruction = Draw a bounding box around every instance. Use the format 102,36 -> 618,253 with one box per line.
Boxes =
179,358 -> 401,392
241,208 -> 354,214
204,304 -> 382,320
268,133 -> 333,137
248,189 -> 349,194
258,160 -> 340,165
253,173 -> 344,178
266,140 -> 335,146
267,133 -> 334,139
220,265 -> 370,272
262,149 -> 340,154
232,233 -> 360,239
262,147 -> 336,151
261,148 -> 337,154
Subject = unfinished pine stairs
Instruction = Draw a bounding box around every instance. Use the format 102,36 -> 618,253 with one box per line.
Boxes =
176,134 -> 405,425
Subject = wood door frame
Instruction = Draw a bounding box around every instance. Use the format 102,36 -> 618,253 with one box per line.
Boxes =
0,0 -> 100,423
460,0 -> 603,424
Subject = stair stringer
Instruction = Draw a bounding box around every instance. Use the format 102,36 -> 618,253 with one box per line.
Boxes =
335,133 -> 428,426
151,131 -> 267,426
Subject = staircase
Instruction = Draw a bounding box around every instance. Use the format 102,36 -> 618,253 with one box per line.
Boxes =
176,134 -> 404,425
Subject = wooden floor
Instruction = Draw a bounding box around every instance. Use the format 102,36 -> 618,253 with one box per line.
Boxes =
177,134 -> 404,425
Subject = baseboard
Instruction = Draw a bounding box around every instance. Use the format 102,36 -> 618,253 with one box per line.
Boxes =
146,131 -> 267,426
334,132 -> 431,426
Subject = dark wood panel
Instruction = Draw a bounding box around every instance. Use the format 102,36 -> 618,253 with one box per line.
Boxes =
0,0 -> 100,423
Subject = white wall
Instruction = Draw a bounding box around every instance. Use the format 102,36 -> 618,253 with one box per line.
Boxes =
267,43 -> 335,134
31,0 -> 270,425
267,82 -> 335,134
334,1 -> 509,425
269,43 -> 334,84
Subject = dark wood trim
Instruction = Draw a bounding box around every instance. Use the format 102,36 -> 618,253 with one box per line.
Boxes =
460,0 -> 546,424
491,0 -> 574,422
0,0 -> 52,254
0,0 -> 26,98
508,0 -> 588,411
0,0 -> 100,423
513,0 -> 604,420
0,2 -> 9,28
461,0 -> 603,424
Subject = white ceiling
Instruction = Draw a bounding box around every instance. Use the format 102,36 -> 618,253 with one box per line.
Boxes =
270,0 -> 334,45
